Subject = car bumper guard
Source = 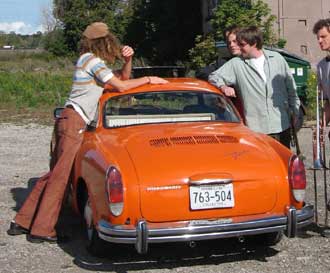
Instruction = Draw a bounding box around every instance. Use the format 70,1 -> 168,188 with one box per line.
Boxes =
97,204 -> 314,254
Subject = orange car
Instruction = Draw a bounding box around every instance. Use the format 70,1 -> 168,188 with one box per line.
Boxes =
64,78 -> 313,255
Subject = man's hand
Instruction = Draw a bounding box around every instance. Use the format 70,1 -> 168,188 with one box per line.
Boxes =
291,113 -> 298,128
121,46 -> 134,63
221,85 -> 236,97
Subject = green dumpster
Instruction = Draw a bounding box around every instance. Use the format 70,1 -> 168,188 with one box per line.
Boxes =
266,47 -> 311,106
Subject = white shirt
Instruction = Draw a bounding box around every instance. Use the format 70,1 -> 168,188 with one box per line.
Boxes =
251,54 -> 266,83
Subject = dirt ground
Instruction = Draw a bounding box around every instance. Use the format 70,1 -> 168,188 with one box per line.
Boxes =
1,122 -> 330,273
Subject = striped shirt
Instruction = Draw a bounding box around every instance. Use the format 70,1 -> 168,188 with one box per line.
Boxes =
65,53 -> 114,124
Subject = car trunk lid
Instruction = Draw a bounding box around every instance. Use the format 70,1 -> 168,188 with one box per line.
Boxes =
122,123 -> 284,222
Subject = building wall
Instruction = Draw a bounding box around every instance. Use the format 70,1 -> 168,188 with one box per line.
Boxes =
259,0 -> 329,67
201,0 -> 330,68
201,0 -> 219,34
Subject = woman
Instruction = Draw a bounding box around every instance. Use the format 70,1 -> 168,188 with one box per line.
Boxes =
7,22 -> 167,243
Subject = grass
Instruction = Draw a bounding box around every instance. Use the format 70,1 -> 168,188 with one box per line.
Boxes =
0,51 -> 74,123
0,71 -> 72,108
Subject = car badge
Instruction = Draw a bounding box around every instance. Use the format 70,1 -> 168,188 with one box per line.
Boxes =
224,150 -> 248,160
146,185 -> 182,191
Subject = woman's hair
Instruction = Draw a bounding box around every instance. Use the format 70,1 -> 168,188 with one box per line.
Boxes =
80,33 -> 122,64
223,25 -> 240,41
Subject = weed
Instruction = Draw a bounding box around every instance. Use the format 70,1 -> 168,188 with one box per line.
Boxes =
306,71 -> 317,120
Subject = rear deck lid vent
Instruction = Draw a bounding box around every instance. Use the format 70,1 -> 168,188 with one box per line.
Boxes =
149,138 -> 172,147
149,135 -> 239,147
193,135 -> 218,144
216,135 -> 239,143
170,136 -> 196,145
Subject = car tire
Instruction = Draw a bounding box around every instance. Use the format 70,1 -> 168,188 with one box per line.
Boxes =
250,231 -> 283,247
84,195 -> 108,257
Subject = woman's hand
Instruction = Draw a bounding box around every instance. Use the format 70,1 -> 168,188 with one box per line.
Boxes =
121,46 -> 134,63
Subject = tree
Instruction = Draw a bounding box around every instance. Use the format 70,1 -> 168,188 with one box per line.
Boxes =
42,28 -> 70,55
53,0 -> 132,54
125,0 -> 202,65
189,0 -> 277,70
41,3 -> 58,33
52,0 -> 203,63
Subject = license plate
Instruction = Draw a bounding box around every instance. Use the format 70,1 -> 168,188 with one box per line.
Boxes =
189,184 -> 234,210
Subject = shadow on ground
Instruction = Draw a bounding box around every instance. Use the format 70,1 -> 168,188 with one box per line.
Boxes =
10,177 -> 39,212
56,207 -> 282,272
9,177 -> 322,272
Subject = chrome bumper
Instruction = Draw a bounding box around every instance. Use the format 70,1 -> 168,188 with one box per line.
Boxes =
97,204 -> 313,254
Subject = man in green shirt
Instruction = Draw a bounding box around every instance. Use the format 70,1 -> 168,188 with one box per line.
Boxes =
209,26 -> 300,148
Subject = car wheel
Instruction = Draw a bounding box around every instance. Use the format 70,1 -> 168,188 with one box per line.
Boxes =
84,196 -> 107,257
250,231 -> 283,247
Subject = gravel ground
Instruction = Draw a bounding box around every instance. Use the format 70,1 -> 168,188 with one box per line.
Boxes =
1,123 -> 330,273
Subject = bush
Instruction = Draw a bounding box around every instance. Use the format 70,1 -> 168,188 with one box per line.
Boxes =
42,29 -> 72,57
306,71 -> 317,120
188,35 -> 218,70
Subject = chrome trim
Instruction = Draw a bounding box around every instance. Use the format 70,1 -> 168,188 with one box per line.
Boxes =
189,178 -> 232,185
136,220 -> 148,254
97,204 -> 314,254
286,206 -> 297,237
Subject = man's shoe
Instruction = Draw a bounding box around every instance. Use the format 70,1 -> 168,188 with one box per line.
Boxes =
27,234 -> 70,244
7,221 -> 29,236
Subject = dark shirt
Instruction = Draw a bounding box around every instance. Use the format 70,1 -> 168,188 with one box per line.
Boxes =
195,58 -> 228,80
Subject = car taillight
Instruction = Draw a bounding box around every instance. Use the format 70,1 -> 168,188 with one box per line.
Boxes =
288,155 -> 306,202
106,167 -> 124,216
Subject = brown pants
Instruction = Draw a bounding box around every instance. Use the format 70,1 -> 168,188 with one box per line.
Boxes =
14,107 -> 85,237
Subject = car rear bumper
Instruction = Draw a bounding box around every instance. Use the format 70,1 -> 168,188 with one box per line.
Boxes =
97,204 -> 314,254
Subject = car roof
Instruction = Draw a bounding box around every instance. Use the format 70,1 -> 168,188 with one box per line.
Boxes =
101,78 -> 222,102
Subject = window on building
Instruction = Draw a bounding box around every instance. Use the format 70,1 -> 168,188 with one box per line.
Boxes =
298,19 -> 307,26
300,45 -> 308,55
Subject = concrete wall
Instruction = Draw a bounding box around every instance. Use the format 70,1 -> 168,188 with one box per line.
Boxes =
259,0 -> 329,67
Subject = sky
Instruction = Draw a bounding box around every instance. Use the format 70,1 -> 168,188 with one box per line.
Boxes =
0,0 -> 53,35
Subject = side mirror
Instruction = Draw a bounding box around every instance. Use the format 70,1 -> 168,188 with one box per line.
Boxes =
53,107 -> 64,119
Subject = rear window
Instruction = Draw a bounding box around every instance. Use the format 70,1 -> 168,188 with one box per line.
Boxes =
104,91 -> 240,128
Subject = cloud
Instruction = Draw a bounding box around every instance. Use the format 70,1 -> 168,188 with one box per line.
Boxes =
0,21 -> 44,35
